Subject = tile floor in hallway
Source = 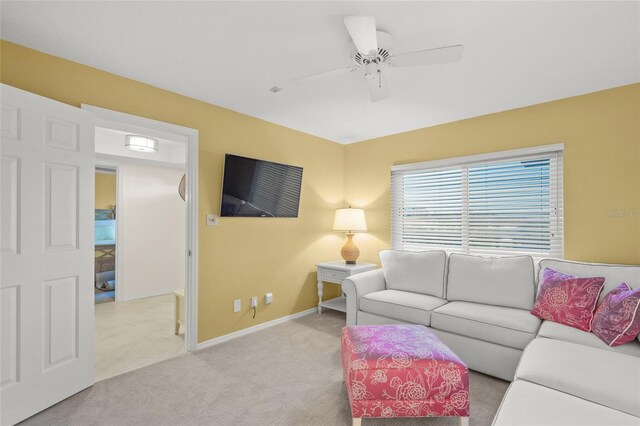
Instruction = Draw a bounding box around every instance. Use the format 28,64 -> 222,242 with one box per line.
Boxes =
95,293 -> 187,382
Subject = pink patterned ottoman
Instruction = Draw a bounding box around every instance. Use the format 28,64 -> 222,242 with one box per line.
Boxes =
341,324 -> 470,426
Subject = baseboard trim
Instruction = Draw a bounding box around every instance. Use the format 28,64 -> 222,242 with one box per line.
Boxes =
195,307 -> 316,351
122,288 -> 180,301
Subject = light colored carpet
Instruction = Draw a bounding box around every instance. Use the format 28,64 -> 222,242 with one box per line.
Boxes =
21,310 -> 509,426
94,294 -> 187,382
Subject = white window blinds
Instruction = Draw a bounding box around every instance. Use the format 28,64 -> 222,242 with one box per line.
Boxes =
391,145 -> 563,258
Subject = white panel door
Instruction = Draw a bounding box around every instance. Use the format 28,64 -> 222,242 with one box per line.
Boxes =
1,84 -> 95,425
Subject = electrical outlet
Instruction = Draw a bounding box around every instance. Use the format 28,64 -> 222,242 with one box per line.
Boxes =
265,293 -> 273,304
251,296 -> 258,308
233,299 -> 241,313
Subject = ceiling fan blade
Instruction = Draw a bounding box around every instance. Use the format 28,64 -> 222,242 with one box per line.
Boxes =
366,68 -> 390,102
391,44 -> 464,67
293,66 -> 359,83
344,15 -> 378,56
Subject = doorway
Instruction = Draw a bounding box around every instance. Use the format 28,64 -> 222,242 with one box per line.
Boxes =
94,166 -> 117,304
84,105 -> 199,381
0,84 -> 199,424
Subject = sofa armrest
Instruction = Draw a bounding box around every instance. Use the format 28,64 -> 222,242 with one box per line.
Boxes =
342,269 -> 386,326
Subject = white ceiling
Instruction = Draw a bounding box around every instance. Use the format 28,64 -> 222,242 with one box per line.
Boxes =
2,2 -> 638,144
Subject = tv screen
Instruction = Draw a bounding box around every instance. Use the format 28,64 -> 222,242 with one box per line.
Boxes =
220,154 -> 303,217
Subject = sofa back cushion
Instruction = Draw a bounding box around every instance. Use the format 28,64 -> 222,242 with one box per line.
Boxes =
538,259 -> 640,304
447,254 -> 535,310
379,250 -> 447,298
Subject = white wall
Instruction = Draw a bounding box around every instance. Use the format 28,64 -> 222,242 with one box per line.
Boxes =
119,163 -> 185,300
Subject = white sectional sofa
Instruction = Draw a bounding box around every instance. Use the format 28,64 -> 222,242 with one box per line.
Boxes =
342,251 -> 640,425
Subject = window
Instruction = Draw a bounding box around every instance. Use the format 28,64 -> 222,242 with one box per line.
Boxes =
391,145 -> 563,258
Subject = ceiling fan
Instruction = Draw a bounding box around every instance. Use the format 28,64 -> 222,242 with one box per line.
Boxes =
294,15 -> 464,102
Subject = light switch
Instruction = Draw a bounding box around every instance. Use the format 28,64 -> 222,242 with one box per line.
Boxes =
206,214 -> 218,226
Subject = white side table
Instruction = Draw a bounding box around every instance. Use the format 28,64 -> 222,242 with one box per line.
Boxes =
316,261 -> 377,314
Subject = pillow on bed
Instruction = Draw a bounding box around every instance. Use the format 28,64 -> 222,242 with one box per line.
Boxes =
531,268 -> 605,332
592,283 -> 640,346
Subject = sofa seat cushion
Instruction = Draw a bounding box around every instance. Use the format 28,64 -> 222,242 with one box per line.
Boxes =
516,338 -> 640,417
359,290 -> 448,326
538,320 -> 640,357
431,301 -> 541,350
493,380 -> 640,426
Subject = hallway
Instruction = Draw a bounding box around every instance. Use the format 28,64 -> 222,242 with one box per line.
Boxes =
95,294 -> 187,382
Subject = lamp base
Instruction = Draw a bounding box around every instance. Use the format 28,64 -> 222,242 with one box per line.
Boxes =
341,233 -> 360,264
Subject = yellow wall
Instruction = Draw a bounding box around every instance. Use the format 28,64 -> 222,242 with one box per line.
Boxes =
2,40 -> 639,345
0,41 -> 345,343
95,172 -> 116,210
344,84 -> 640,266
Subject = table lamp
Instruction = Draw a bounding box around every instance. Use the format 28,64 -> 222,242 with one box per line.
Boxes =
333,206 -> 367,264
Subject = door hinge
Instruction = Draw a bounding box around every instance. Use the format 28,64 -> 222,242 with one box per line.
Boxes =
188,250 -> 192,256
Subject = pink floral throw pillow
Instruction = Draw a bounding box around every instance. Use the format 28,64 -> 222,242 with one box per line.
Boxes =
531,268 -> 605,331
592,283 -> 640,346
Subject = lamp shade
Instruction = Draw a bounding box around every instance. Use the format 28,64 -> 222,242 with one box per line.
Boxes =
333,207 -> 367,232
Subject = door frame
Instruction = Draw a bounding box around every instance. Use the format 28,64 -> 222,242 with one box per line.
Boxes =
82,104 -> 199,352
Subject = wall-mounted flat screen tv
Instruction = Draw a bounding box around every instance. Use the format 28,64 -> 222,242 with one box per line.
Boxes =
220,154 -> 303,217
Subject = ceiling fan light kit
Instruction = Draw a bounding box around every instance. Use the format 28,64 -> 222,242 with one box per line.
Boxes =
293,15 -> 464,103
